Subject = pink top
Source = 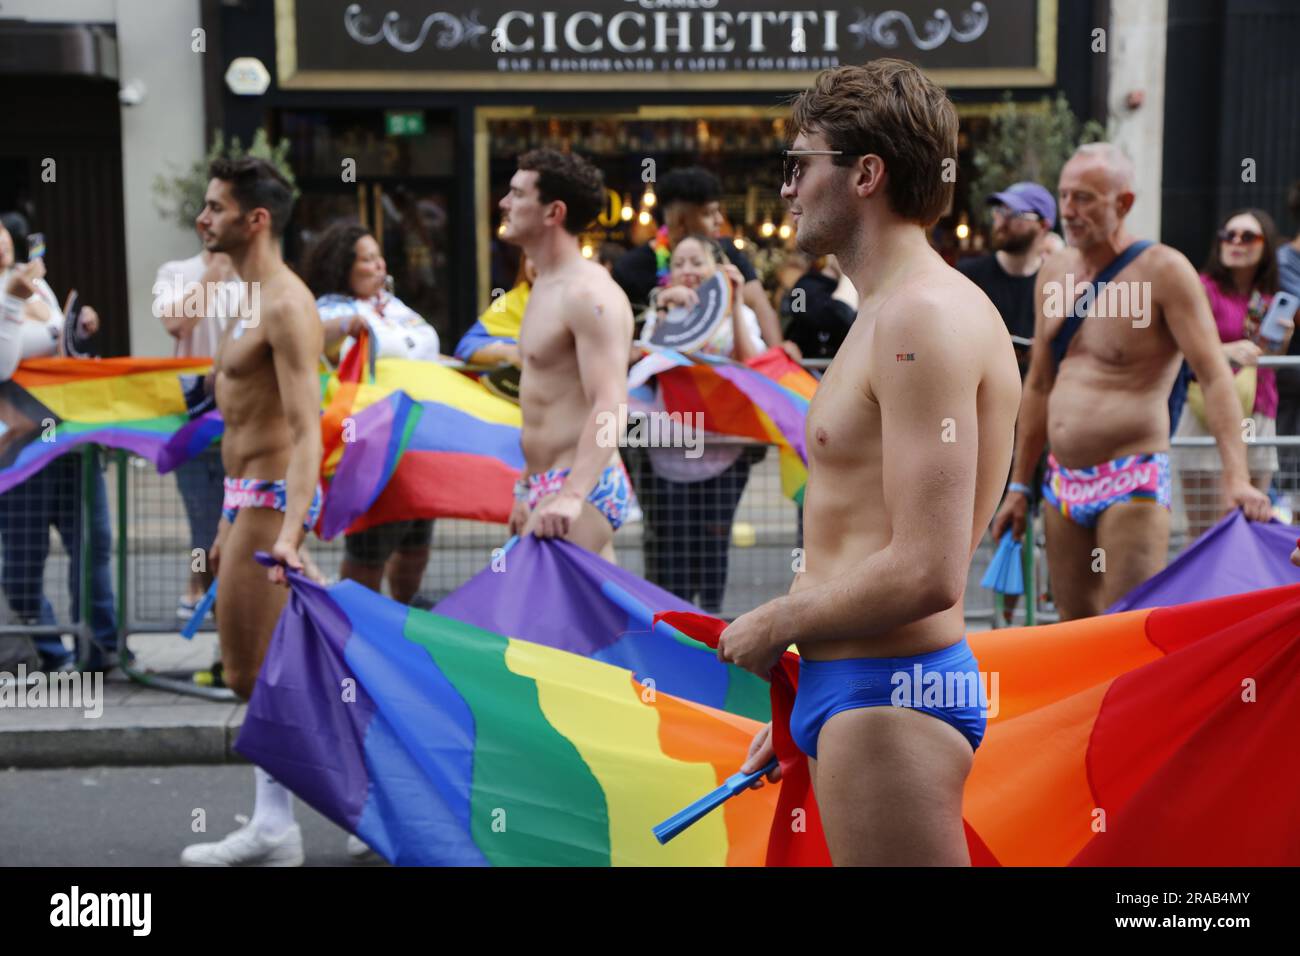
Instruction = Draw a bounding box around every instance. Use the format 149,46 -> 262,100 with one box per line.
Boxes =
1200,273 -> 1276,418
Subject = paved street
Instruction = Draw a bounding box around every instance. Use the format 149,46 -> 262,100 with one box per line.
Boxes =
0,764 -> 366,867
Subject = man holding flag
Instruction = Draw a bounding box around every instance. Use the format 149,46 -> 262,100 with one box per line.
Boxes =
179,157 -> 324,866
717,61 -> 1022,865
499,149 -> 634,562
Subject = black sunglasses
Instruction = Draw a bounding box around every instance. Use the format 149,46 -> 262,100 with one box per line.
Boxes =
782,149 -> 865,186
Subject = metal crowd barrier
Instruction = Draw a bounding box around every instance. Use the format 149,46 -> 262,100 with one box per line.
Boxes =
9,349 -> 1296,694
0,445 -> 98,673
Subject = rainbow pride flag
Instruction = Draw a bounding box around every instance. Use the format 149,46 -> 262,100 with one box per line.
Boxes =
235,545 -> 777,866
0,357 -> 212,494
316,355 -> 524,535
631,345 -> 817,504
664,581 -> 1300,866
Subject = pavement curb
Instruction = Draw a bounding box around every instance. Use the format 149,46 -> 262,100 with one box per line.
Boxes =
1,704 -> 248,769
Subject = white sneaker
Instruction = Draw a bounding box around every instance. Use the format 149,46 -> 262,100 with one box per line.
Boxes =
180,822 -> 304,867
346,833 -> 383,864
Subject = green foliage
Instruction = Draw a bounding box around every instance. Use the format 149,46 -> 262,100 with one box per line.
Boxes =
151,129 -> 300,231
969,93 -> 1107,214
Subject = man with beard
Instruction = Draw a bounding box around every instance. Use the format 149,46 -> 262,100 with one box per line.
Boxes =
723,61 -> 1022,865
180,157 -> 324,866
957,182 -> 1057,374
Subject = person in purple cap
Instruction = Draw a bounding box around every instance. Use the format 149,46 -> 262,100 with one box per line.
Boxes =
957,181 -> 1057,375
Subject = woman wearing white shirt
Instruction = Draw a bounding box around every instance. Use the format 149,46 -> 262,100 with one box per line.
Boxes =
636,234 -> 766,614
301,221 -> 441,605
0,216 -> 116,671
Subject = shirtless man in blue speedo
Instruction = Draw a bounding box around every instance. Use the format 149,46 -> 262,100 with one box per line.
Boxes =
718,61 -> 1021,865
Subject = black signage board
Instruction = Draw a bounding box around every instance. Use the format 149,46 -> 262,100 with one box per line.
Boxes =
277,0 -> 1054,90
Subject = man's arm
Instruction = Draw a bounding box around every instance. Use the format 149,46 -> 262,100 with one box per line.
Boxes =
266,295 -> 324,555
154,263 -> 203,340
776,295 -> 980,644
1010,265 -> 1058,485
989,261 -> 1058,541
1157,249 -> 1252,488
556,281 -> 633,500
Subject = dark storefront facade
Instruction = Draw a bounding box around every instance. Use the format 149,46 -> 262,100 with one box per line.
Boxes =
207,0 -> 1101,346
0,20 -> 130,357
1162,0 -> 1300,263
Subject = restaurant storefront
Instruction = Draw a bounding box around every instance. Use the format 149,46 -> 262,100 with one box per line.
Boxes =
209,0 -> 1098,345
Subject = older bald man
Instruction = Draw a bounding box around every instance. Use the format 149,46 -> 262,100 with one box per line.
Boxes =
992,143 -> 1271,619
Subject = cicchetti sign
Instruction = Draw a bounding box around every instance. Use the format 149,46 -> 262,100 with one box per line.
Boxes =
275,0 -> 1056,90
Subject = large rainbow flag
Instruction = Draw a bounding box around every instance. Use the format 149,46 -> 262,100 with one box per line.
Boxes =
0,357 -> 211,494
630,345 -> 817,504
664,580 -> 1300,866
242,524 -> 1300,866
235,547 -> 776,866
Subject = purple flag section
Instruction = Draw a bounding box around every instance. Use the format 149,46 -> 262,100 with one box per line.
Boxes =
318,393 -> 412,540
437,535 -> 694,656
235,557 -> 375,832
156,409 -> 223,474
1108,511 -> 1300,612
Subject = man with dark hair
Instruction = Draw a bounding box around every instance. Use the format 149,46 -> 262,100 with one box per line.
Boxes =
957,181 -> 1058,373
501,149 -> 634,561
612,165 -> 791,354
721,60 -> 1022,866
180,156 -> 323,866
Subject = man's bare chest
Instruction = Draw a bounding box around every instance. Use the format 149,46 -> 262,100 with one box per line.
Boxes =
215,324 -> 272,383
1045,268 -> 1165,367
520,302 -> 574,371
807,355 -> 881,470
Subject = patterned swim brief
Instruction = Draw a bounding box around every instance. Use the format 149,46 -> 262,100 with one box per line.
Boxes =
525,462 -> 634,531
221,477 -> 323,530
1041,452 -> 1171,529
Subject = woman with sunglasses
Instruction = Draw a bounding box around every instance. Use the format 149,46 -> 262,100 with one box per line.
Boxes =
1175,208 -> 1289,537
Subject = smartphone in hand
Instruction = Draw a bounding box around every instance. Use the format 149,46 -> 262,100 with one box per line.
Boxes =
27,233 -> 45,262
1259,291 -> 1299,350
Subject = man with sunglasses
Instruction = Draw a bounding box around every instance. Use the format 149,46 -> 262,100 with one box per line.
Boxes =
991,143 -> 1271,622
957,182 -> 1058,374
717,61 -> 1022,866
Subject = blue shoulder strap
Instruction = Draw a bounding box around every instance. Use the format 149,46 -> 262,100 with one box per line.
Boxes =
1050,240 -> 1154,370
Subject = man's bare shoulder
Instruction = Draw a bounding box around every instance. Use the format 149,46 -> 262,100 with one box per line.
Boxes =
559,260 -> 633,327
261,271 -> 323,349
1038,246 -> 1079,283
881,264 -> 1005,349
1138,242 -> 1197,284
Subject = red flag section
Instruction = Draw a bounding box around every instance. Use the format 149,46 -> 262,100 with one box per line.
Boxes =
662,583 -> 1300,866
